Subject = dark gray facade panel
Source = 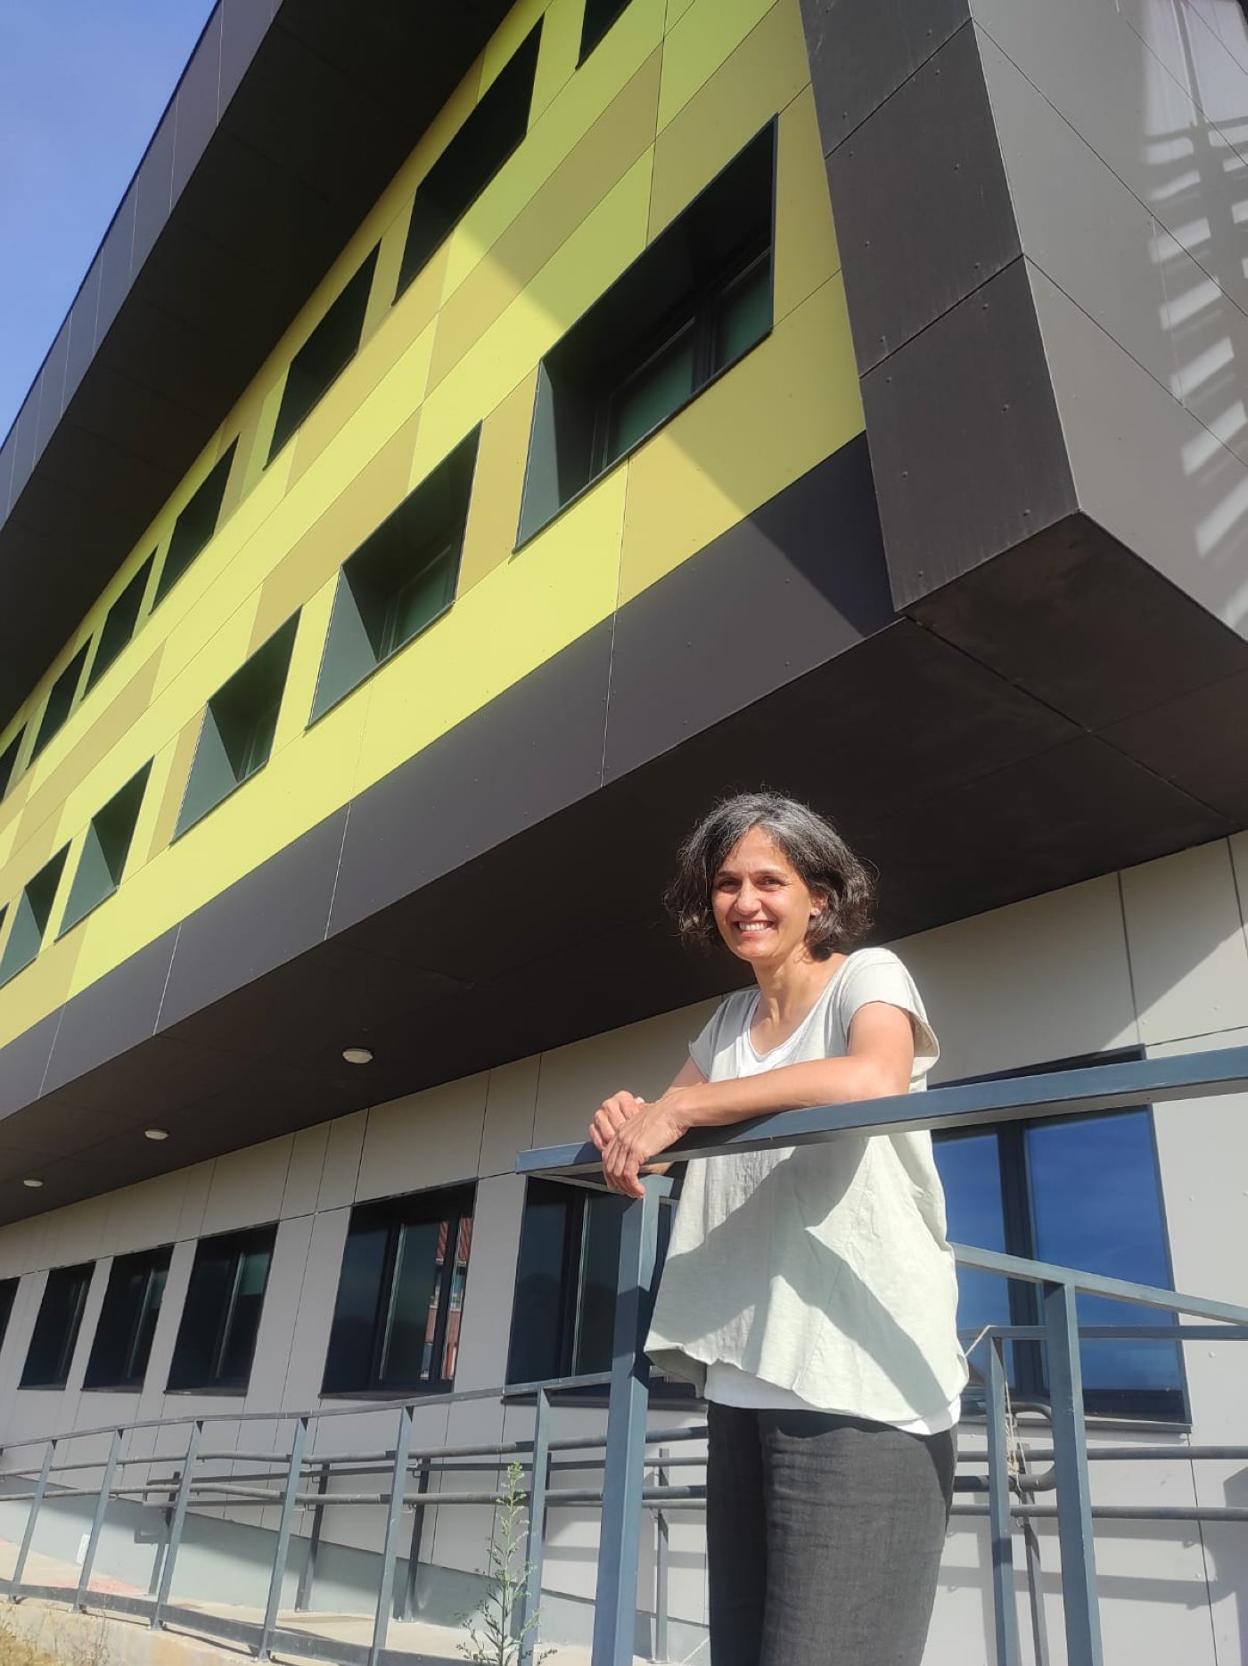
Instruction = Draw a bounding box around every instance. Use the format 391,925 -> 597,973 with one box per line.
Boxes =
63,256 -> 104,408
826,22 -> 1020,376
94,187 -> 139,350
132,110 -> 178,278
220,0 -> 277,111
0,430 -> 15,521
9,395 -> 38,511
34,324 -> 71,461
602,441 -> 896,784
861,257 -> 1076,608
42,929 -> 181,1099
913,514 -> 1248,732
0,1012 -> 61,1125
156,807 -> 350,1034
798,0 -> 969,152
172,10 -> 224,202
329,620 -> 614,940
1100,668 -> 1248,826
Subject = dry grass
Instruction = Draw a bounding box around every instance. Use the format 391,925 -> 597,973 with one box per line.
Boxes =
0,1626 -> 60,1666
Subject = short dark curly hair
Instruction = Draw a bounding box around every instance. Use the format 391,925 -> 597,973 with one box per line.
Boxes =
664,791 -> 875,961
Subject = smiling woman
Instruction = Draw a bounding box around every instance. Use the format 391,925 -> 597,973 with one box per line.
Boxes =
587,791 -> 966,1666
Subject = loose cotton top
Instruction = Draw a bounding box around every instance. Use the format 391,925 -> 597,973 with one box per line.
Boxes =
645,947 -> 969,1426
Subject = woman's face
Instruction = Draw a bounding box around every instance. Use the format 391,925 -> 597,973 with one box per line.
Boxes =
710,826 -> 825,968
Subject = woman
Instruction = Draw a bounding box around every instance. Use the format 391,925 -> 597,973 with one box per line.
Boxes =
588,792 -> 966,1666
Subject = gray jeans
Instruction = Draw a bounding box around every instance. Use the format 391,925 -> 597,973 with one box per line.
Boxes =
706,1403 -> 956,1666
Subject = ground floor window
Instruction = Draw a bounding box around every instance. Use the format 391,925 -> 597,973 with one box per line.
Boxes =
322,1184 -> 474,1395
167,1225 -> 275,1393
934,1051 -> 1185,1420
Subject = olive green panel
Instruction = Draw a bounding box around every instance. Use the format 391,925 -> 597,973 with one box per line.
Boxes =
59,764 -> 152,935
0,847 -> 68,986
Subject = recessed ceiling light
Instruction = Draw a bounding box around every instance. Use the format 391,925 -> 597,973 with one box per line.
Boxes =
22,1178 -> 43,1189
342,1047 -> 374,1065
144,1128 -> 169,1141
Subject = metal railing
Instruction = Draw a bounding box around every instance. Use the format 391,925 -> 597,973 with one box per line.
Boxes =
517,1044 -> 1248,1666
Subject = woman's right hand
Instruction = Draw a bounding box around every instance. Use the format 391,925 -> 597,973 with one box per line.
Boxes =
589,1090 -> 646,1152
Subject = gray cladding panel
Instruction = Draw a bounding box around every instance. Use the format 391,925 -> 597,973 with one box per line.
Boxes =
602,440 -> 896,783
827,21 -> 1020,375
861,258 -> 1075,607
43,928 -> 180,1098
799,0 -> 970,151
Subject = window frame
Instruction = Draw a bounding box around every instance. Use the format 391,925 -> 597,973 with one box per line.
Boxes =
20,1262 -> 94,1391
166,1225 -> 277,1395
82,1245 -> 172,1393
321,1183 -> 475,1399
936,1048 -> 1189,1423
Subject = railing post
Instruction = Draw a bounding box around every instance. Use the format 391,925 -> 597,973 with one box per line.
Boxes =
74,1428 -> 122,1610
1044,1281 -> 1102,1666
152,1420 -> 202,1630
148,1469 -> 180,1597
11,1438 -> 55,1593
400,1457 -> 431,1622
592,1175 -> 669,1666
368,1403 -> 414,1666
257,1415 -> 308,1660
1017,1450 -> 1051,1666
294,1458 -> 331,1613
654,1448 -> 670,1664
985,1339 -> 1021,1666
517,1387 -> 551,1666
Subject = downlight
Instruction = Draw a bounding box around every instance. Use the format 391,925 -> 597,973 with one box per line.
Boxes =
144,1128 -> 170,1141
342,1047 -> 374,1065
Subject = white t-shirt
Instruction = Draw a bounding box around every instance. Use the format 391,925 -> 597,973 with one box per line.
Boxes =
702,990 -> 960,1435
645,947 -> 968,1430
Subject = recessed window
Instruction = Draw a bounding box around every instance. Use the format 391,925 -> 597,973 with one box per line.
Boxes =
579,0 -> 632,62
0,731 -> 22,800
933,1051 -> 1186,1421
323,1185 -> 474,1396
0,846 -> 69,986
175,616 -> 299,836
311,433 -> 478,721
167,1226 -> 275,1393
396,23 -> 542,301
153,441 -> 238,608
518,122 -> 775,544
507,1179 -> 689,1396
20,1262 -> 94,1390
30,643 -> 90,762
268,247 -> 380,464
83,1245 -> 171,1391
59,763 -> 152,935
86,554 -> 155,694
0,1277 -> 16,1355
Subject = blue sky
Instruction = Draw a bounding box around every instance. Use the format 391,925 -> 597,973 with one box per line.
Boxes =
0,1 -> 217,438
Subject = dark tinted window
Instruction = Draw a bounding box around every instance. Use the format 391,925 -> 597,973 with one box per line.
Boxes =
0,1277 -> 18,1352
83,1246 -> 171,1391
0,731 -> 23,800
167,1227 -> 275,1393
31,643 -> 90,760
0,846 -> 69,986
518,122 -> 774,543
86,554 -> 155,693
21,1263 -> 93,1389
933,1055 -> 1185,1419
396,24 -> 541,300
154,442 -> 237,607
323,1186 -> 474,1395
580,0 -> 632,62
269,248 -> 379,463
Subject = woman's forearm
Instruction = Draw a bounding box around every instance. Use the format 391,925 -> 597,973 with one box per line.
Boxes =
674,1055 -> 903,1129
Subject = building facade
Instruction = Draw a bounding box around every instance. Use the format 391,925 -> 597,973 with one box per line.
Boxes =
0,0 -> 1246,1660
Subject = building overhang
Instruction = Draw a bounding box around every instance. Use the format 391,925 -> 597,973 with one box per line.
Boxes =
0,0 -> 513,732
0,438 -> 1245,1224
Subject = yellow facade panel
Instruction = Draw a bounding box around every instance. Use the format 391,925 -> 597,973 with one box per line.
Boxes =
530,0 -> 582,122
648,0 -> 808,240
439,0 -> 666,301
428,50 -> 661,394
774,86 -> 841,325
0,912 -> 79,1051
617,274 -> 864,607
457,371 -> 540,597
413,150 -> 653,484
353,464 -> 627,797
657,0 -> 777,131
482,0 -> 552,91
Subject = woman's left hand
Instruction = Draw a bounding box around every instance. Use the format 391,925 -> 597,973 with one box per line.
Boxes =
602,1093 -> 690,1198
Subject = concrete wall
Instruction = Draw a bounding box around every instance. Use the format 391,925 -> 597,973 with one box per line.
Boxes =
0,835 -> 1246,1658
971,0 -> 1248,633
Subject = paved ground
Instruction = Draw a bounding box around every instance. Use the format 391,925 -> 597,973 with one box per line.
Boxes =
0,1537 -> 620,1666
